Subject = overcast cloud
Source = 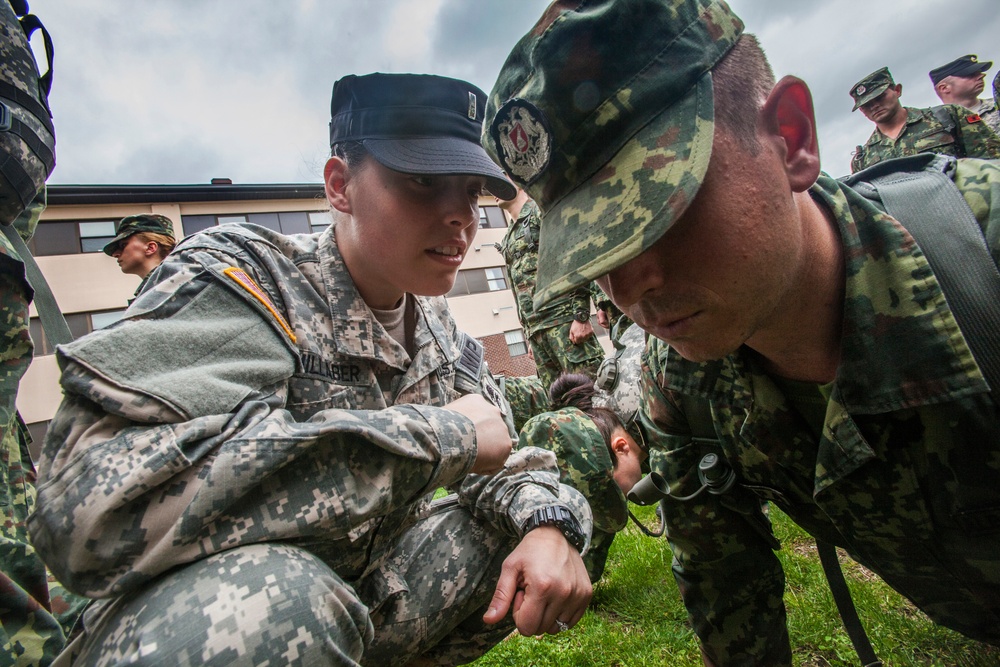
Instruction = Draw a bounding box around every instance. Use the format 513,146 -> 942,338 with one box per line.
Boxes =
27,0 -> 1000,185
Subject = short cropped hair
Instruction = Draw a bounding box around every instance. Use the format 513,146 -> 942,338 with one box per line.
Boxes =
711,34 -> 775,152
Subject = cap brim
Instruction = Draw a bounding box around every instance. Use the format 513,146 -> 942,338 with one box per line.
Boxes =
955,61 -> 992,77
533,75 -> 715,309
102,233 -> 129,255
364,136 -> 517,200
851,83 -> 890,111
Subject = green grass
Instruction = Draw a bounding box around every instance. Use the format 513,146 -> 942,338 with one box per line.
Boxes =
470,506 -> 999,667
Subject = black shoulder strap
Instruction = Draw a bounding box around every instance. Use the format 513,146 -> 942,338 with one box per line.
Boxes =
843,153 -> 1000,396
930,105 -> 956,134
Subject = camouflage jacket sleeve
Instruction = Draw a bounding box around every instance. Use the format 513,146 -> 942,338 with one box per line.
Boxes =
641,343 -> 792,665
951,104 -> 1000,160
27,248 -> 483,599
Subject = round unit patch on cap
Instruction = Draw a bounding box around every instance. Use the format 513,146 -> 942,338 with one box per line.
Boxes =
489,98 -> 552,185
483,0 -> 744,309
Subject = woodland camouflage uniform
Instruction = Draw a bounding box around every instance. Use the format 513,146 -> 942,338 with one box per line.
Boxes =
484,0 -> 1000,663
496,200 -> 604,388
851,104 -> 1000,172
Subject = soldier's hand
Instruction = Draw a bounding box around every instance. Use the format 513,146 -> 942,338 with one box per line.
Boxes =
445,394 -> 512,474
569,319 -> 595,344
596,308 -> 610,330
482,526 -> 592,635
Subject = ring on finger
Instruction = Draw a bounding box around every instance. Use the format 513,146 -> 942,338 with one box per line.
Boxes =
554,619 -> 570,633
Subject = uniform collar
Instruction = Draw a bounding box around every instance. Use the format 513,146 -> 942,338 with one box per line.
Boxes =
318,223 -> 459,371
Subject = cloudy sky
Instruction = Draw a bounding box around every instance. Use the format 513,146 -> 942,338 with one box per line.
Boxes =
26,0 -> 1000,186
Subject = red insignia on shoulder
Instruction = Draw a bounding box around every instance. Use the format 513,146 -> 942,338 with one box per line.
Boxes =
967,114 -> 982,123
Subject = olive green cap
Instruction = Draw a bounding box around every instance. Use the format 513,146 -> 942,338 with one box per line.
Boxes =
103,214 -> 175,255
483,0 -> 743,307
850,67 -> 894,112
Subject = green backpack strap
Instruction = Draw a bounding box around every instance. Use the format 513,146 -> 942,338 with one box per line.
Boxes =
843,153 -> 1000,397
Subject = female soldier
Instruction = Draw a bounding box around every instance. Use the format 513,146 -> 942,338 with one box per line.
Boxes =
28,73 -> 592,666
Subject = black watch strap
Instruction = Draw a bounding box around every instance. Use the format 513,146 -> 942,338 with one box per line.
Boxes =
522,505 -> 586,551
573,310 -> 589,323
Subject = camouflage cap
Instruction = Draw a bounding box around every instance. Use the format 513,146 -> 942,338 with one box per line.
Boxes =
102,214 -> 175,255
850,67 -> 894,112
483,0 -> 743,308
519,408 -> 628,534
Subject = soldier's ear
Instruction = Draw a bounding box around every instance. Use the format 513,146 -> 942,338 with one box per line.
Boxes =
760,75 -> 821,194
324,157 -> 353,215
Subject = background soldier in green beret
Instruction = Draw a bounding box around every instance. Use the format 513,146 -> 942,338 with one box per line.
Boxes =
102,213 -> 176,302
496,186 -> 605,389
930,54 -> 1000,134
850,66 -> 1000,172
485,0 -> 1000,664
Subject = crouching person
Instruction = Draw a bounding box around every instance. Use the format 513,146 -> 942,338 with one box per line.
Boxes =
27,72 -> 593,667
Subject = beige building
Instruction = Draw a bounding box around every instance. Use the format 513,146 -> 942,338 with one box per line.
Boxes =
20,181 -> 610,451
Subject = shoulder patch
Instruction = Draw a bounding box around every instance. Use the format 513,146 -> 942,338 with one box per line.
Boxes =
455,333 -> 484,382
223,266 -> 297,343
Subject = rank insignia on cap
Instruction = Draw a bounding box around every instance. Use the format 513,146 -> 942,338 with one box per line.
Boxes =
855,85 -> 866,95
490,98 -> 552,185
468,91 -> 477,120
223,266 -> 297,343
970,55 -> 979,63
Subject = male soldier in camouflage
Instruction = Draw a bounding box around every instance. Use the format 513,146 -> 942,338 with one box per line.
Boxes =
930,54 -> 1000,134
1,2 -> 88,664
28,72 -> 594,666
485,0 -> 1000,663
496,186 -> 604,388
850,66 -> 1000,172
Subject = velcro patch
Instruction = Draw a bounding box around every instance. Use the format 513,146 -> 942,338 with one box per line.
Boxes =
223,266 -> 296,343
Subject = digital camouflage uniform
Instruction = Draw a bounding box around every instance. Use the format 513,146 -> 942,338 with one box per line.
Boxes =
641,162 -> 1000,663
26,223 -> 592,667
496,200 -> 603,389
851,104 -> 1000,172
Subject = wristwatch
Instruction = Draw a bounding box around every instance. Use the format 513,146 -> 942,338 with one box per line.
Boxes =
522,505 -> 586,552
573,310 -> 589,323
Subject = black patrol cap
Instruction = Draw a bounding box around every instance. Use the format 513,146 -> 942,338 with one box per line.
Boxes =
929,55 -> 992,86
329,73 -> 516,200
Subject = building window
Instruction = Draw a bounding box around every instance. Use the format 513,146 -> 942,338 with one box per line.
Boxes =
448,267 -> 509,297
30,219 -> 121,256
309,211 -> 331,233
78,221 -> 117,253
479,205 -> 507,229
28,308 -> 127,356
485,267 -> 507,291
181,210 -> 329,238
505,329 -> 527,356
